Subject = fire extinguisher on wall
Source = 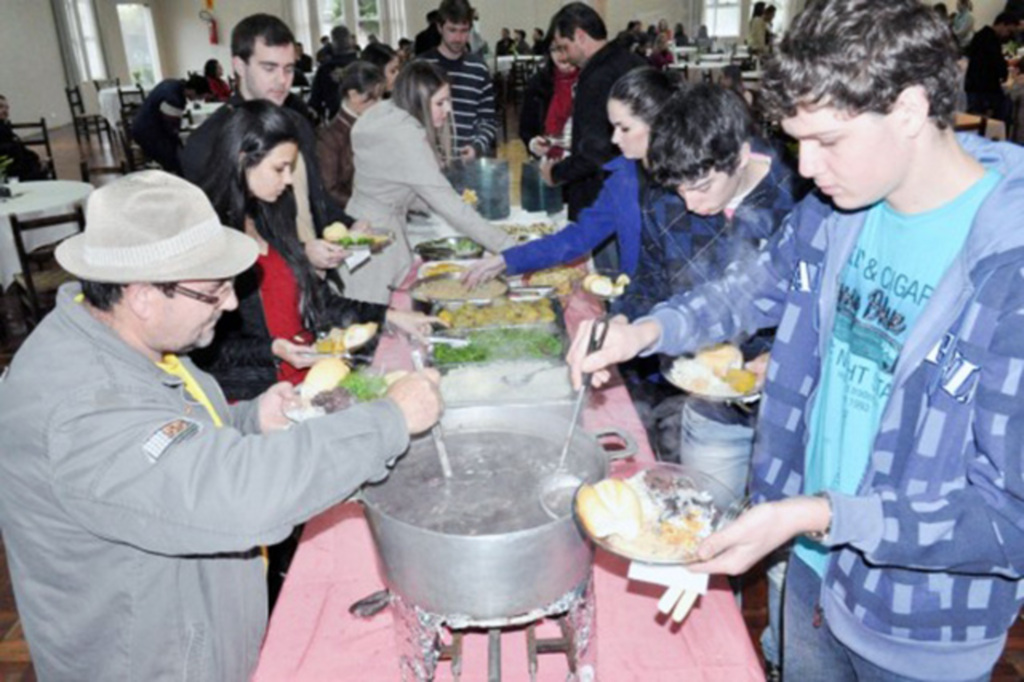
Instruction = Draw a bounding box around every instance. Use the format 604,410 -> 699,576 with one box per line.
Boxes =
199,10 -> 219,45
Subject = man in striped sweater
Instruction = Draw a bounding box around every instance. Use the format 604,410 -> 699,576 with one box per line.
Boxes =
419,0 -> 496,160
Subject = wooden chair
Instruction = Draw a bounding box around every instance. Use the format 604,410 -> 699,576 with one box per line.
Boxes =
954,115 -> 988,137
8,118 -> 56,179
116,119 -> 153,172
65,85 -> 113,149
117,84 -> 145,116
80,156 -> 127,185
9,206 -> 85,327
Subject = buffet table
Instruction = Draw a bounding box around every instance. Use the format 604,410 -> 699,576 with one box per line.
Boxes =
253,286 -> 765,681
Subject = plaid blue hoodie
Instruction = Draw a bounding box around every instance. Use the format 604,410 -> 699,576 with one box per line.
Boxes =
640,135 -> 1024,680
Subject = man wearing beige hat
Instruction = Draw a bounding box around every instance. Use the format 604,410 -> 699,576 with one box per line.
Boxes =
0,171 -> 442,681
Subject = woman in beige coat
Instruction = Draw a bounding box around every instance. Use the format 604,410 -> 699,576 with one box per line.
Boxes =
343,61 -> 515,304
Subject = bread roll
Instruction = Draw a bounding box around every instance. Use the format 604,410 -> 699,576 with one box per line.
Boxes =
323,222 -> 349,242
300,358 -> 351,403
696,343 -> 743,378
343,322 -> 378,351
577,478 -> 644,540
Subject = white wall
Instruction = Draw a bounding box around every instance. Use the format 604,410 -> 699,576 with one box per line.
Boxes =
0,0 -> 73,126
151,0 -> 290,80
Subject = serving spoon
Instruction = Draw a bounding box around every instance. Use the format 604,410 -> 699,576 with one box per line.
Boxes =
538,319 -> 609,518
411,349 -> 453,479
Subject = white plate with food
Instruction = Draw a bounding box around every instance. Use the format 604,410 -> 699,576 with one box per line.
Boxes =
323,222 -> 393,252
574,463 -> 739,565
664,343 -> 763,405
286,358 -> 404,422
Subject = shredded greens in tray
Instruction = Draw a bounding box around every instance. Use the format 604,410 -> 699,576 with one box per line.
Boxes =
338,372 -> 388,402
433,328 -> 563,365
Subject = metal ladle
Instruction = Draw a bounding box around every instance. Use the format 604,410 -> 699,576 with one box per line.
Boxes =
411,350 -> 453,479
539,319 -> 610,519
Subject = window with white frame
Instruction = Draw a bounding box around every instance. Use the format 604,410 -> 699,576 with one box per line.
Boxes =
357,0 -> 381,44
703,0 -> 742,39
60,0 -> 107,81
317,0 -> 400,46
116,3 -> 163,86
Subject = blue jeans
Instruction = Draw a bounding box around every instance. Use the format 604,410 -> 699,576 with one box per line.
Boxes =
679,400 -> 753,498
759,549 -> 788,668
783,557 -> 992,682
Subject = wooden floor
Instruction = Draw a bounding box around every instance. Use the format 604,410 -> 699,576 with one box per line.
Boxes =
2,122 -> 1024,681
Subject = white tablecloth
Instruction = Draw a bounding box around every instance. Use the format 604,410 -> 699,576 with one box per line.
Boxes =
183,101 -> 224,129
98,87 -> 122,130
669,60 -> 732,82
496,55 -> 544,75
0,180 -> 93,289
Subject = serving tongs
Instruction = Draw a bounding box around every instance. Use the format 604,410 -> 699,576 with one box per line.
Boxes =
538,318 -> 610,518
411,349 -> 453,479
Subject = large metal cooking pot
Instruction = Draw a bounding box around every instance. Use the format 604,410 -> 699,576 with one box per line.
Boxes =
361,405 -> 635,621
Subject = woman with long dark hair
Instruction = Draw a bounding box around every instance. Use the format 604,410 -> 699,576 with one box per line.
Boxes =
342,61 -> 514,304
193,100 -> 432,399
466,67 -> 682,319
360,42 -> 400,93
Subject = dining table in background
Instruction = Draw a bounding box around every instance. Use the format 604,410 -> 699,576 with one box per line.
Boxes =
97,86 -> 124,131
0,180 -> 92,290
953,112 -> 1007,141
252,280 -> 766,682
496,54 -> 545,76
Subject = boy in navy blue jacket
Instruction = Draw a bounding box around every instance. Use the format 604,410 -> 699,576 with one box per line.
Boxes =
570,1 -> 1024,679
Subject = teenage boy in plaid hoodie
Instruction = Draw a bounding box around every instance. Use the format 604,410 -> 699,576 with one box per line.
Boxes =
569,0 -> 1024,679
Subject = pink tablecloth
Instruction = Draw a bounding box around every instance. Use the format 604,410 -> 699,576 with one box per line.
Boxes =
253,291 -> 765,682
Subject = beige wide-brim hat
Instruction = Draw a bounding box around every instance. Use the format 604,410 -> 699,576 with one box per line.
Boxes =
57,170 -> 259,283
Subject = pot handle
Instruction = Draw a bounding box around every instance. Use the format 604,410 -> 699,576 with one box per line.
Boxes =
591,427 -> 638,461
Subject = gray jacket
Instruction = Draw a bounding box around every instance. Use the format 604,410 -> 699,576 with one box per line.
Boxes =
0,284 -> 410,681
343,100 -> 515,304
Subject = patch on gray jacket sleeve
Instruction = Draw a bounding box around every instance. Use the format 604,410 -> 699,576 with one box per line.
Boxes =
142,419 -> 201,462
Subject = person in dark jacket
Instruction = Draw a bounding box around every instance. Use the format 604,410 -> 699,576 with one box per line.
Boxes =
414,11 -> 443,55
131,74 -> 209,175
295,41 -> 314,73
495,27 -> 514,57
674,23 -> 690,47
0,94 -> 48,180
965,12 -> 1019,120
543,2 -> 647,269
532,27 -> 547,55
309,24 -> 359,121
182,14 -> 364,274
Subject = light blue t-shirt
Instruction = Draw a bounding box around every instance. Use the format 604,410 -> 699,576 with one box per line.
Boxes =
797,170 -> 1001,577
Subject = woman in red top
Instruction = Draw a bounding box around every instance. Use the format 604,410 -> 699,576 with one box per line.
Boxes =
193,100 -> 433,399
204,59 -> 232,102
